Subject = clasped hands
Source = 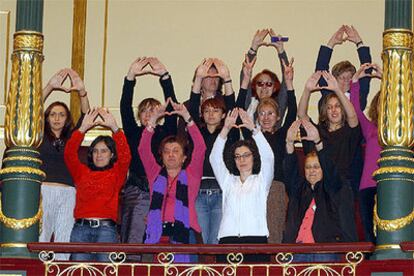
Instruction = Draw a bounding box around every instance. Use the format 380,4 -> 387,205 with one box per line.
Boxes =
223,108 -> 255,131
251,28 -> 286,53
328,25 -> 363,48
46,68 -> 86,96
147,98 -> 192,128
127,57 -> 168,80
79,107 -> 119,133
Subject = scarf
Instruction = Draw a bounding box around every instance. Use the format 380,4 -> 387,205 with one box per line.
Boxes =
145,168 -> 190,262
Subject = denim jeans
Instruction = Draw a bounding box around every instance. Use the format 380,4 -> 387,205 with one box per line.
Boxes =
70,222 -> 118,262
195,189 -> 222,244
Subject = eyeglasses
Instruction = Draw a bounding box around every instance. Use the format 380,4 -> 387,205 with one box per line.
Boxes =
258,111 -> 276,117
234,152 -> 253,161
256,81 -> 273,88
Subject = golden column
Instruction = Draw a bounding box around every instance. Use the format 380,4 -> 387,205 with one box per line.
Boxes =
0,0 -> 45,257
372,0 -> 414,260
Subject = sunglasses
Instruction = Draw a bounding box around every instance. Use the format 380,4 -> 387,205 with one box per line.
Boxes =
256,81 -> 274,88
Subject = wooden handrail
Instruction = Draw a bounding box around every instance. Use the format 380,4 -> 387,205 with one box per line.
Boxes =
27,242 -> 375,254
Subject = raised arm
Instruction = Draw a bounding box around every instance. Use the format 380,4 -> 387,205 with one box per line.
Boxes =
214,58 -> 234,96
64,108 -> 99,181
280,58 -> 297,131
67,69 -> 90,113
147,57 -> 178,135
43,69 -> 70,100
298,71 -> 323,120
322,71 -> 358,128
210,109 -> 238,189
98,108 -> 131,178
344,25 -> 372,110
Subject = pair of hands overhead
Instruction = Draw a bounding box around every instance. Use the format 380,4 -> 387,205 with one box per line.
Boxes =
286,119 -> 320,145
195,58 -> 231,81
352,63 -> 382,82
223,108 -> 255,131
79,108 -> 118,133
241,54 -> 294,83
251,28 -> 286,53
304,71 -> 341,93
327,25 -> 363,48
127,57 -> 168,81
46,68 -> 86,95
147,97 -> 191,128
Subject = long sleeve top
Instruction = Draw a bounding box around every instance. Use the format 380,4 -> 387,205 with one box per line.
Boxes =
242,89 -> 297,182
210,131 -> 274,239
188,90 -> 240,186
316,45 -> 372,110
120,76 -> 177,189
64,130 -> 131,221
350,81 -> 380,190
138,123 -> 206,232
241,50 -> 290,126
282,148 -> 343,243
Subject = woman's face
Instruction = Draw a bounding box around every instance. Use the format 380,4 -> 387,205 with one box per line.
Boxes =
234,145 -> 254,175
139,104 -> 159,127
92,141 -> 113,168
162,142 -> 186,170
201,67 -> 220,95
304,155 -> 323,186
257,104 -> 279,132
326,97 -> 343,126
47,105 -> 68,134
202,105 -> 225,127
255,74 -> 276,99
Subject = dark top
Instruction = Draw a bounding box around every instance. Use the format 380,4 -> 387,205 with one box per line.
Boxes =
188,91 -> 239,190
239,89 -> 297,182
120,76 -> 177,191
282,148 -> 344,243
303,122 -> 362,184
316,45 -> 372,110
39,114 -> 84,187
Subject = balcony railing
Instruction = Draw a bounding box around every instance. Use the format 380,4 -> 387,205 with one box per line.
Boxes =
24,242 -> 391,276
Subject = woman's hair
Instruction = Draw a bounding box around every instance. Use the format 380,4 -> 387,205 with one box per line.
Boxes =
87,135 -> 118,171
305,150 -> 318,162
256,97 -> 280,119
158,135 -> 190,167
44,101 -> 73,141
224,139 -> 261,176
251,69 -> 281,99
368,91 -> 380,126
332,61 -> 356,78
200,97 -> 226,128
318,93 -> 346,129
137,98 -> 161,119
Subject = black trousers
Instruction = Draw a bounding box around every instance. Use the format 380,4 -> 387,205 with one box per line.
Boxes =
218,236 -> 269,262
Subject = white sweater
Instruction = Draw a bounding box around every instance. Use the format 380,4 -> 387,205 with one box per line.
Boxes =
210,131 -> 274,239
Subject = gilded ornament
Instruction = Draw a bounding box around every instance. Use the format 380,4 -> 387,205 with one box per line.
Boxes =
2,177 -> 42,184
374,197 -> 414,233
379,47 -> 414,147
0,243 -> 27,248
378,156 -> 414,163
383,29 -> 413,49
5,32 -> 44,148
376,178 -> 414,184
0,166 -> 46,178
3,156 -> 42,164
0,193 -> 42,230
373,166 -> 414,177
13,31 -> 43,52
375,244 -> 401,250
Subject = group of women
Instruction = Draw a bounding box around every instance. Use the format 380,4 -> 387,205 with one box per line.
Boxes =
37,25 -> 382,262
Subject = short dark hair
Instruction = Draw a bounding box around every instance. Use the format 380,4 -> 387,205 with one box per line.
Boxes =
224,139 -> 261,176
158,135 -> 189,168
87,135 -> 118,171
44,101 -> 73,141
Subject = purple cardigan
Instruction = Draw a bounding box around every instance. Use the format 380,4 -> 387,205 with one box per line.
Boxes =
350,81 -> 381,190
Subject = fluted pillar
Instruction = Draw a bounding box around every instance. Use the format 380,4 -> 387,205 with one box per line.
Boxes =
0,0 -> 44,258
372,0 -> 414,260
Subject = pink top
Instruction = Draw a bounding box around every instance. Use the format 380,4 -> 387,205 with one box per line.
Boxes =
350,81 -> 381,190
296,199 -> 316,243
138,124 -> 206,232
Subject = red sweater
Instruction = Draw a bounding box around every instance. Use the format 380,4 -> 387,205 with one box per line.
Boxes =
64,130 -> 131,221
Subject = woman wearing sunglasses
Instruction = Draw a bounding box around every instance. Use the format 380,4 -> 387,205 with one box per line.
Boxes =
237,29 -> 291,127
